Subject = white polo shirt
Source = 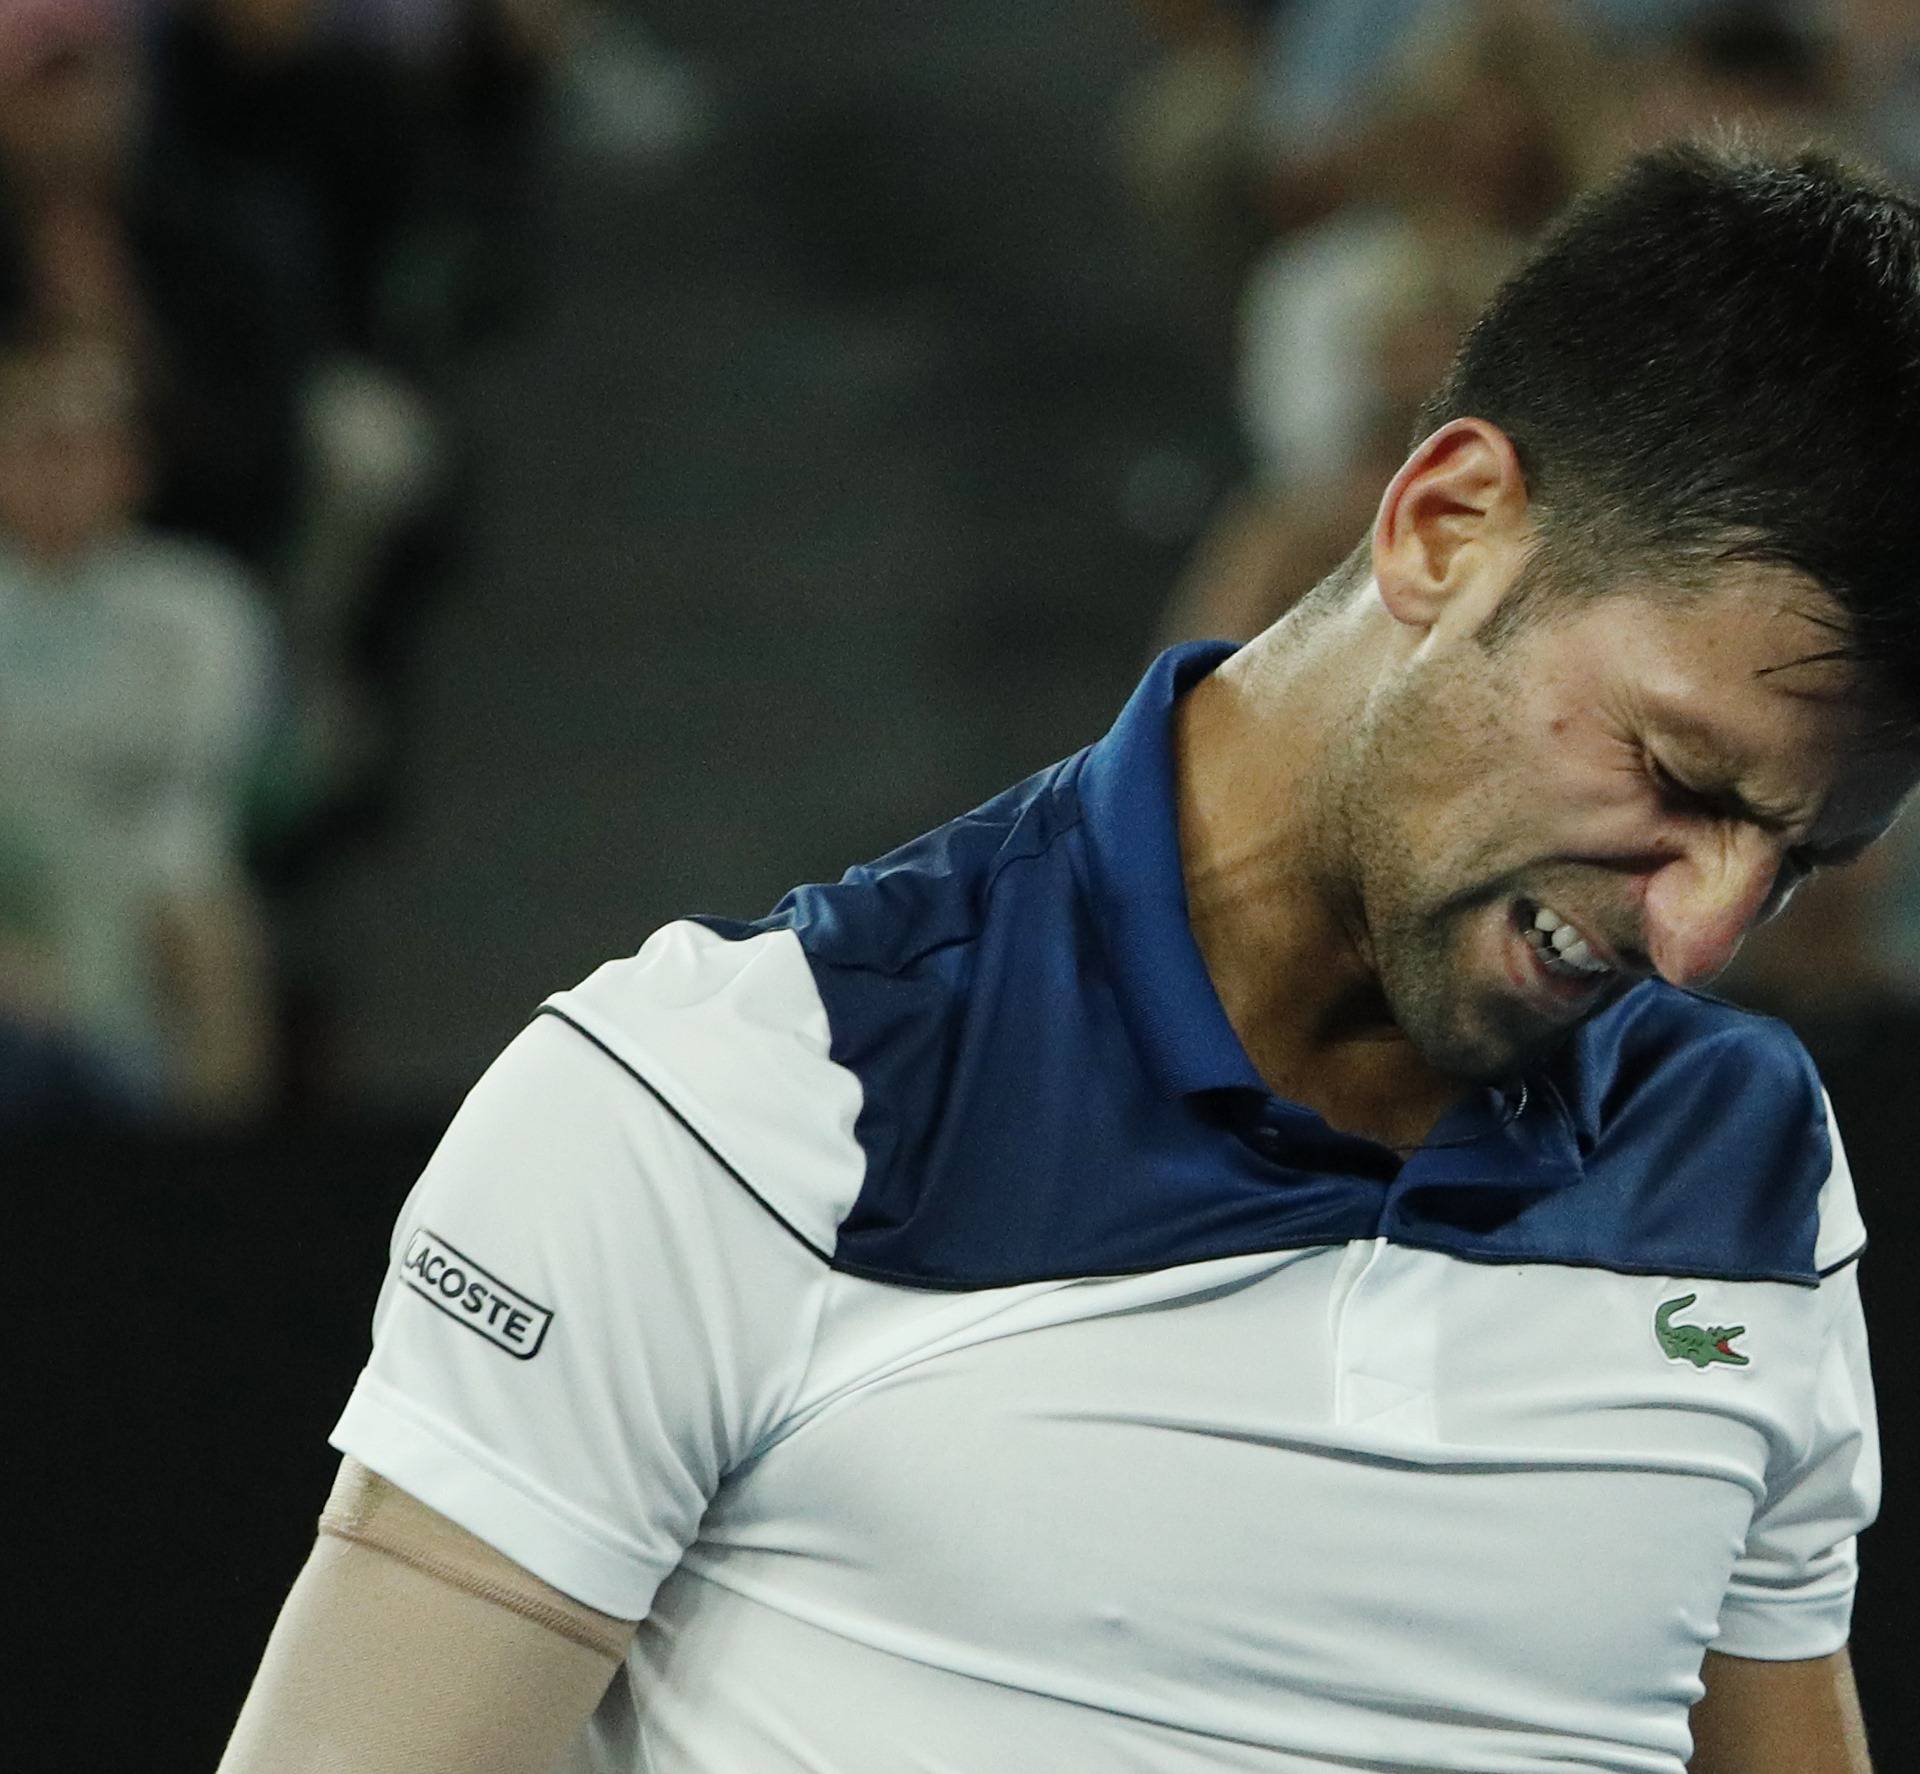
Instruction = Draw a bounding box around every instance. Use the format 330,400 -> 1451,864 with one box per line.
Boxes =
333,645 -> 1877,1774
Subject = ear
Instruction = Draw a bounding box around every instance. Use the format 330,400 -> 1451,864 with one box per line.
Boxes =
1371,419 -> 1532,636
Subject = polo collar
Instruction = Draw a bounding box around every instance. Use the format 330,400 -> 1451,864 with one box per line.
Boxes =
1074,643 -> 1583,1190
1075,641 -> 1267,1100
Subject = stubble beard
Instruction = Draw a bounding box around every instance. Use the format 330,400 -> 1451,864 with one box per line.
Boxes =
1331,683 -> 1575,1088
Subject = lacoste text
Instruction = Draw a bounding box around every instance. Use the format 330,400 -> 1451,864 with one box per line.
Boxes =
401,1229 -> 553,1359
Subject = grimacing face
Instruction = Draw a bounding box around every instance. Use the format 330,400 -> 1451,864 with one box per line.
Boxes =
1337,573 -> 1920,1085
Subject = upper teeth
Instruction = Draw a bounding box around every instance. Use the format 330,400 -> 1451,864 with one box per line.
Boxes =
1531,904 -> 1607,975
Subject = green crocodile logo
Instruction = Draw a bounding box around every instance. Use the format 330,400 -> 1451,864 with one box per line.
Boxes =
1655,1294 -> 1748,1368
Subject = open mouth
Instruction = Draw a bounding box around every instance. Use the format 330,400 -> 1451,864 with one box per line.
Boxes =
1511,898 -> 1614,997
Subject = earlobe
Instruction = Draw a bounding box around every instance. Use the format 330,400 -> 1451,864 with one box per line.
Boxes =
1372,419 -> 1531,634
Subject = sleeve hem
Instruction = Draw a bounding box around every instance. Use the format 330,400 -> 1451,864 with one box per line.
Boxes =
1710,1596 -> 1855,1663
330,1372 -> 669,1621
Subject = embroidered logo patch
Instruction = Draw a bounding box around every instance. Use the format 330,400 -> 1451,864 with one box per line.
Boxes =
1655,1293 -> 1747,1369
400,1228 -> 553,1359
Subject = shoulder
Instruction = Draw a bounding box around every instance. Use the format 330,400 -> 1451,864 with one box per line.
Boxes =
541,755 -> 1090,1259
1552,982 -> 1859,1281
1574,980 -> 1824,1131
774,756 -> 1086,977
542,921 -> 857,1258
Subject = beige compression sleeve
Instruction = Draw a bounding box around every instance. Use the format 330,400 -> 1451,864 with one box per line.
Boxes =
314,1457 -> 633,1658
216,1458 -> 638,1774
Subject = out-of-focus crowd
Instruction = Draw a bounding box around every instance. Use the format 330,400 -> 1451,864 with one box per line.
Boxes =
0,0 -> 696,1129
1135,0 -> 1920,1025
4,0 -> 1915,1132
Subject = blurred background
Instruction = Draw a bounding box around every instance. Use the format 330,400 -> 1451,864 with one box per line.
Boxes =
9,0 -> 1919,1764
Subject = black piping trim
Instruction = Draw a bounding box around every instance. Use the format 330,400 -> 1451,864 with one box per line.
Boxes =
1818,1243 -> 1867,1279
535,1007 -> 1843,1297
535,1006 -> 835,1266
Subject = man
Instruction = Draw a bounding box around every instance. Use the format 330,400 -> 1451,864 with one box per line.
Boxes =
221,142 -> 1915,1771
0,337 -> 280,1119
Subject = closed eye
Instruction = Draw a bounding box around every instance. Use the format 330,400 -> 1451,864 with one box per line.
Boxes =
1646,755 -> 1723,819
1646,752 -> 1791,834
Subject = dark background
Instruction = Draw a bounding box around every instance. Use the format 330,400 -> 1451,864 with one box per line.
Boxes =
11,2 -> 1920,1766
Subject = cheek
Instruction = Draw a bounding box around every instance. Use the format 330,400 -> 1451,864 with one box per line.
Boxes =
1502,708 -> 1656,837
1422,751 -> 1652,897
1362,661 -> 1638,880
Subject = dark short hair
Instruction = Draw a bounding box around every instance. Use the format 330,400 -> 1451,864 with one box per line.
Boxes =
1418,138 -> 1920,733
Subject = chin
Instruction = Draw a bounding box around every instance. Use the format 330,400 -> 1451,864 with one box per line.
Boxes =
1391,982 -> 1580,1088
1409,1030 -> 1533,1089
1378,900 -> 1626,1086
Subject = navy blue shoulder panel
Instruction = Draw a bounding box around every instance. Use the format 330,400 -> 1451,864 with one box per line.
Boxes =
694,753 -> 1088,1258
693,755 -> 1392,1289
694,799 -> 1835,1291
1385,984 -> 1834,1285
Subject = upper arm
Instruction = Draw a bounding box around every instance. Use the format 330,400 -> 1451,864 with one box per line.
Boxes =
218,1460 -> 638,1774
327,1009 -> 833,1621
1687,1647 -> 1872,1774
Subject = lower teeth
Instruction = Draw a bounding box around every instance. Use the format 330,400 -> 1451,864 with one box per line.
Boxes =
1521,915 -> 1600,980
1529,934 -> 1596,979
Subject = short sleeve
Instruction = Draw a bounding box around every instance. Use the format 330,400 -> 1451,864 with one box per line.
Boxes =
330,1012 -> 833,1620
1713,1106 -> 1879,1660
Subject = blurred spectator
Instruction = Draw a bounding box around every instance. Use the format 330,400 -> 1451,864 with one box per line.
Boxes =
146,0 -> 447,773
0,0 -> 309,569
0,0 -> 623,1114
137,0 -> 704,831
0,335 -> 281,1123
1240,0 -> 1607,479
1118,1 -> 1279,296
1159,0 -> 1876,649
149,0 -> 439,364
1161,0 -> 1607,644
1826,0 -> 1920,188
1626,3 -> 1844,153
1245,0 -> 1749,232
1158,229 -> 1512,644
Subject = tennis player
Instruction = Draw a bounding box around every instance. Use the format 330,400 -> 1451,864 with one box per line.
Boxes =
220,141 -> 1920,1773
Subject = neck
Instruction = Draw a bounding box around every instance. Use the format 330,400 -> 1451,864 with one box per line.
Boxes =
1173,616 -> 1466,1149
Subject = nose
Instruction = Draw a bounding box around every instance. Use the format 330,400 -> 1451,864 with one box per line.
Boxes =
1640,829 -> 1784,988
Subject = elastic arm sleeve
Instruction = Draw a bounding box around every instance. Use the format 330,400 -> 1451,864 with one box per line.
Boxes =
216,1508 -> 626,1774
317,1456 -> 634,1659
